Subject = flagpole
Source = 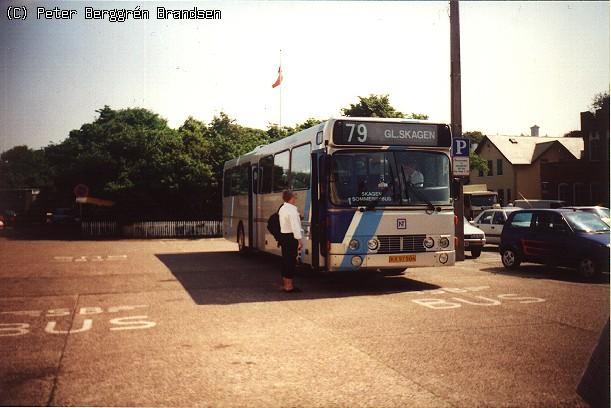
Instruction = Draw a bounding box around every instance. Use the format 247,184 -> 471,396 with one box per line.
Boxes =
279,49 -> 282,128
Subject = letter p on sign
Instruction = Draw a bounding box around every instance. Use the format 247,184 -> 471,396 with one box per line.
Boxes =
452,138 -> 470,157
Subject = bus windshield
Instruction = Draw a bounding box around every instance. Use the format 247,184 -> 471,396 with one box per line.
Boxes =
330,150 -> 450,207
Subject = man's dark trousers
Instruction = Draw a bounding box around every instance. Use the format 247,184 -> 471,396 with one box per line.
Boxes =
279,232 -> 298,278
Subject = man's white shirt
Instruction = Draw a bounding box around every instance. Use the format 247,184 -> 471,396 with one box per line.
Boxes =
279,202 -> 303,240
408,170 -> 424,187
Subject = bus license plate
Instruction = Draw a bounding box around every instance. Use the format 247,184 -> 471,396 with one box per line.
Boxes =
389,255 -> 416,263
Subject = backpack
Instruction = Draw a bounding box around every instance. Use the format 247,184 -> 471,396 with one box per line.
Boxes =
266,204 -> 283,242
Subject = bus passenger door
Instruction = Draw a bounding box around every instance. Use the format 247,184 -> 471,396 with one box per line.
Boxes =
311,150 -> 327,271
248,164 -> 256,249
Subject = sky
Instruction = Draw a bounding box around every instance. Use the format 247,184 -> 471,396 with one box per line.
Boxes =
0,1 -> 609,152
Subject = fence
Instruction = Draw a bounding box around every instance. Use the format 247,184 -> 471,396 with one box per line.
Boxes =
81,220 -> 222,238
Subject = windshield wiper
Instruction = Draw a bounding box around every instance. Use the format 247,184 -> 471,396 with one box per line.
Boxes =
401,165 -> 436,213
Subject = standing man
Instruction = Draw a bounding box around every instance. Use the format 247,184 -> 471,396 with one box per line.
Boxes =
278,190 -> 303,292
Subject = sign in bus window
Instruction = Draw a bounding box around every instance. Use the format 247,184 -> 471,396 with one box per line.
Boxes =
333,120 -> 451,147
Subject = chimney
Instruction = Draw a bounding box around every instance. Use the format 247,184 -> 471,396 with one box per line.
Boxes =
530,125 -> 540,137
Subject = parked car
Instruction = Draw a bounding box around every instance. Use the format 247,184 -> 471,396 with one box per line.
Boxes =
500,209 -> 610,279
464,217 -> 486,258
561,206 -> 610,226
471,207 -> 521,245
48,208 -> 79,224
1,209 -> 17,226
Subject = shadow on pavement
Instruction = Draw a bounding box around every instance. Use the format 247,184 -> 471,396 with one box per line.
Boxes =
0,225 -> 106,241
480,264 -> 610,284
156,251 -> 441,305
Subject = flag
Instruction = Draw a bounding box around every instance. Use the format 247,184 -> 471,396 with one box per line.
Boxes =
272,65 -> 283,88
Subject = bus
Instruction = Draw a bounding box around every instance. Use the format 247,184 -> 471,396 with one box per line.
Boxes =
222,117 -> 456,272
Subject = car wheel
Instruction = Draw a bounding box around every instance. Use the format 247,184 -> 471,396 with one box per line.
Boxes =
501,248 -> 521,269
471,248 -> 482,258
577,257 -> 600,279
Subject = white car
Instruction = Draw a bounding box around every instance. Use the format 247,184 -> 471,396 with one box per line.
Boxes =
464,217 -> 485,258
472,208 -> 521,245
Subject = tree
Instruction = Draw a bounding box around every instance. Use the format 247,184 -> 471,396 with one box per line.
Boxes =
0,146 -> 53,189
469,152 -> 488,174
45,106 -> 211,219
563,130 -> 582,138
266,118 -> 324,142
341,94 -> 428,119
462,131 -> 485,144
591,91 -> 610,113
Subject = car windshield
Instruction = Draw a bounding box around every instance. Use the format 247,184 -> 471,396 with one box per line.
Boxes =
329,150 -> 450,207
564,212 -> 610,233
592,208 -> 610,219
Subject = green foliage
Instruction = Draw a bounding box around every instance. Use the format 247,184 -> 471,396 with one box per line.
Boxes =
0,146 -> 53,189
469,151 -> 488,173
591,91 -> 610,113
3,97 -> 433,221
341,94 -> 427,119
563,130 -> 582,138
462,131 -> 485,144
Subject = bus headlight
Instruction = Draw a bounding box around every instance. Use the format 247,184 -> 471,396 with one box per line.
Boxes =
367,238 -> 379,251
439,253 -> 449,264
349,239 -> 360,250
351,256 -> 363,267
423,237 -> 435,249
439,237 -> 450,249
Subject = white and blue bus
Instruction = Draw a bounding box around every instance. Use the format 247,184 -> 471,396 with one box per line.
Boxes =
223,117 -> 456,272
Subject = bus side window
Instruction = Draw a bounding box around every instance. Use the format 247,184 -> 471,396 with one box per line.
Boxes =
290,144 -> 311,190
239,164 -> 250,195
273,151 -> 290,192
260,156 -> 273,194
223,168 -> 232,197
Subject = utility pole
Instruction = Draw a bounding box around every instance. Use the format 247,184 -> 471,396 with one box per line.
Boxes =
450,0 -> 465,261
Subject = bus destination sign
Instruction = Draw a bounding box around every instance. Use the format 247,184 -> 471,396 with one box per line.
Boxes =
333,120 -> 450,147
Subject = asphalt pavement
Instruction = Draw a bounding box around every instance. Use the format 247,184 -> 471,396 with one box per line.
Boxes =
0,235 -> 608,407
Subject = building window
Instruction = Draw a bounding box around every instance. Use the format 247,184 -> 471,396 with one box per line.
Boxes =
496,159 -> 503,176
487,160 -> 493,176
478,168 -> 484,177
558,183 -> 571,203
589,132 -> 602,161
573,183 -> 587,205
590,183 -> 604,205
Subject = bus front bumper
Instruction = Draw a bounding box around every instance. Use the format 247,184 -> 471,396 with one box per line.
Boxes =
327,251 -> 455,271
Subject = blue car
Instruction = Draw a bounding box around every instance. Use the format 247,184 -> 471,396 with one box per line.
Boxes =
500,208 -> 610,279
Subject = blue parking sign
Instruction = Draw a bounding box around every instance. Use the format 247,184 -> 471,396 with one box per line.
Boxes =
452,138 -> 470,157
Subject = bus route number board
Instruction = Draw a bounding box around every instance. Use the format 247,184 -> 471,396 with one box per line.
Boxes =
389,255 -> 416,263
